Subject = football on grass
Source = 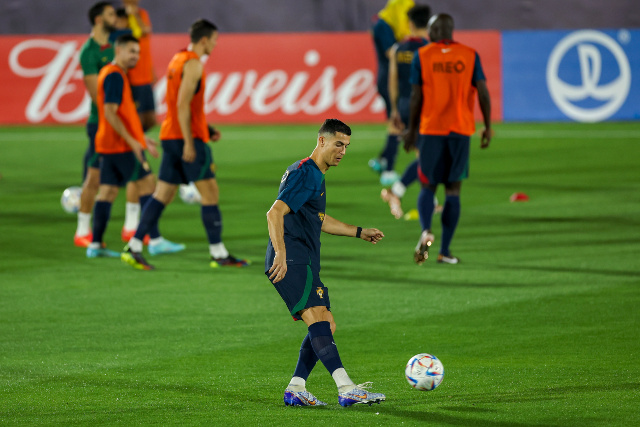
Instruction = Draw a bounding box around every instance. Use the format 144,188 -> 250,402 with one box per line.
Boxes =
405,353 -> 444,391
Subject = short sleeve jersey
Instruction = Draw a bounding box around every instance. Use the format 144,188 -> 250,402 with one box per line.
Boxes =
410,40 -> 486,136
371,18 -> 396,86
396,37 -> 428,99
265,158 -> 326,272
79,37 -> 114,124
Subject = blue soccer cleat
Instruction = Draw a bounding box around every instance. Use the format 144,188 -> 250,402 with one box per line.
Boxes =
284,389 -> 327,407
379,171 -> 399,186
338,382 -> 386,407
368,158 -> 387,174
148,239 -> 186,256
86,247 -> 120,258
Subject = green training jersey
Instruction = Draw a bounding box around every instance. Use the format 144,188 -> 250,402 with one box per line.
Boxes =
79,37 -> 114,124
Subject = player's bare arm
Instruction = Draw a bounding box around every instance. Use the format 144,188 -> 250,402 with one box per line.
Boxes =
388,44 -> 404,131
476,79 -> 492,149
83,75 -> 99,104
177,59 -> 202,162
266,200 -> 291,283
404,83 -> 423,151
321,214 -> 384,244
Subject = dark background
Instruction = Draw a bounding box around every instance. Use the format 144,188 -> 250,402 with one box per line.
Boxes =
1,0 -> 638,34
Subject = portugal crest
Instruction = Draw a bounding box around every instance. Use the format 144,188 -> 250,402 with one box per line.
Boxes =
316,287 -> 324,299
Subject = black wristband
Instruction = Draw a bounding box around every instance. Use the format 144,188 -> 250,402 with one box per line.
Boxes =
355,226 -> 362,239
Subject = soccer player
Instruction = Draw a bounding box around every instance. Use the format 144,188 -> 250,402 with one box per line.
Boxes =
404,14 -> 492,264
369,0 -> 416,186
380,4 -> 434,219
86,34 -> 165,257
122,0 -> 157,133
77,1 -> 142,247
265,119 -> 387,407
121,19 -> 247,271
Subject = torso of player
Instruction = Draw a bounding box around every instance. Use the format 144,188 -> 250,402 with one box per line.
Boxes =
127,8 -> 153,86
417,41 -> 478,136
95,64 -> 146,154
159,49 -> 210,142
267,158 -> 326,270
396,37 -> 428,99
372,18 -> 395,76
79,37 -> 114,124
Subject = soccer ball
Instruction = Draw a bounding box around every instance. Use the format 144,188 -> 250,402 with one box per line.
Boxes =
179,182 -> 202,204
405,353 -> 444,391
60,186 -> 82,214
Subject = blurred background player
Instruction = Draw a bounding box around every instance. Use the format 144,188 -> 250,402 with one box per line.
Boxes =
87,34 -> 161,257
265,119 -> 386,407
122,0 -> 156,133
109,7 -> 132,42
122,19 -> 248,271
404,14 -> 492,265
369,0 -> 416,186
380,4 -> 441,220
77,1 -> 142,248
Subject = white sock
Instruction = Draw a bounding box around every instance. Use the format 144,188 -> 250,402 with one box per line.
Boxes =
88,242 -> 100,250
76,212 -> 92,236
209,242 -> 229,259
391,181 -> 406,198
332,368 -> 354,391
434,196 -> 439,207
129,237 -> 143,253
149,237 -> 164,246
287,376 -> 306,392
124,202 -> 140,231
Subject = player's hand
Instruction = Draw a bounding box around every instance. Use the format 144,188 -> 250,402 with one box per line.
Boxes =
268,251 -> 287,283
145,136 -> 159,158
403,129 -> 417,152
390,111 -> 404,131
480,128 -> 492,149
360,228 -> 384,244
131,143 -> 150,171
125,4 -> 138,14
208,125 -> 222,142
182,143 -> 196,163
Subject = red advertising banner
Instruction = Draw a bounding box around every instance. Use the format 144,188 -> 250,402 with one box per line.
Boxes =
0,32 -> 501,125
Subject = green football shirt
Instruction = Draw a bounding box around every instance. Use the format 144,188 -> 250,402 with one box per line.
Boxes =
79,37 -> 114,124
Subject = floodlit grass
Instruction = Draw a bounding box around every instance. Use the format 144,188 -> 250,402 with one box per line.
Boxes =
0,122 -> 639,425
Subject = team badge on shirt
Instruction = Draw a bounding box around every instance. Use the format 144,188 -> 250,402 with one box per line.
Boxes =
316,287 -> 324,299
318,212 -> 325,222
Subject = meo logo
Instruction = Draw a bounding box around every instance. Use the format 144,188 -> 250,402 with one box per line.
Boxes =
546,30 -> 631,122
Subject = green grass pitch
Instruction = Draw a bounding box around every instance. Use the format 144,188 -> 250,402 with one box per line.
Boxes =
0,122 -> 639,425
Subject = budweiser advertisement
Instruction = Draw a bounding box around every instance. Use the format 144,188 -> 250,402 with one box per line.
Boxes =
0,32 -> 502,125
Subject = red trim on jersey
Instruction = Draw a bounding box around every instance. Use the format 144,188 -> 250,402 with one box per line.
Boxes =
298,157 -> 311,168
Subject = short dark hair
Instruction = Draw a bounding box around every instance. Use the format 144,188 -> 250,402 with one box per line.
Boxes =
88,1 -> 113,26
318,119 -> 351,136
115,7 -> 128,19
115,34 -> 139,47
190,19 -> 218,43
407,5 -> 431,29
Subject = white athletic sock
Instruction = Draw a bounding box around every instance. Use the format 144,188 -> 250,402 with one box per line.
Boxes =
209,242 -> 229,259
391,181 -> 407,198
149,237 -> 164,246
76,212 -> 92,236
124,202 -> 141,231
88,242 -> 100,250
332,368 -> 355,391
287,376 -> 306,392
129,237 -> 143,253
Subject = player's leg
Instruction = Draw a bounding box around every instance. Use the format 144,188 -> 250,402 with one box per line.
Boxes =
439,181 -> 461,264
121,181 -> 140,242
437,134 -> 469,264
76,123 -> 101,247
132,84 -> 157,132
86,184 -> 120,258
195,177 -> 248,267
300,307 -> 386,407
415,135 -> 445,264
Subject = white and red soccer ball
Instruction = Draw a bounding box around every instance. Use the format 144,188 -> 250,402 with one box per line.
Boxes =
405,353 -> 445,391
